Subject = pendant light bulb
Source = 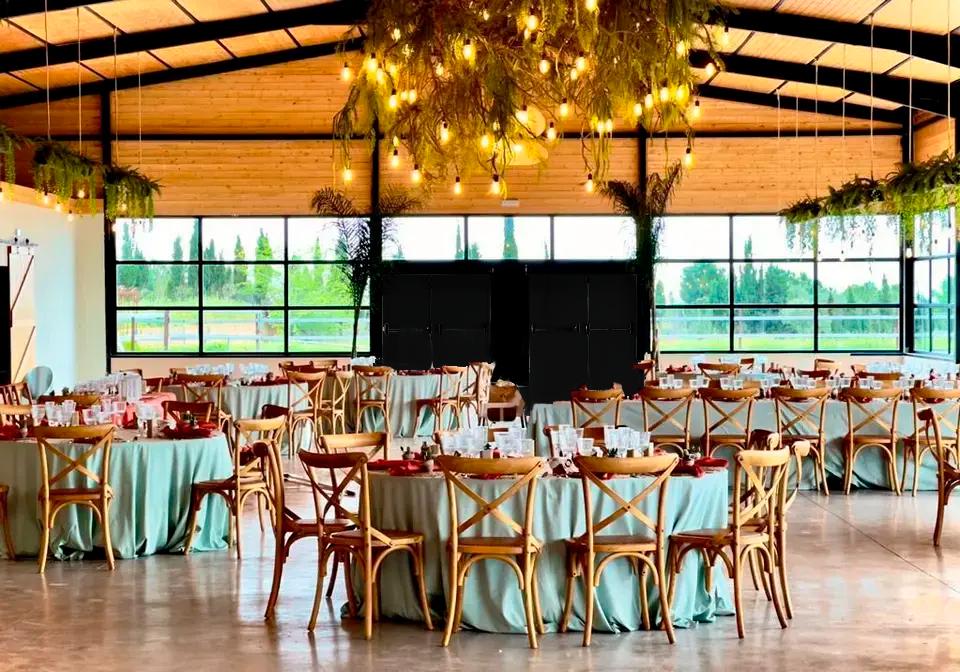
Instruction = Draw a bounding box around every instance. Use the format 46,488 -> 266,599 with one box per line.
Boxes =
585,0 -> 598,12
517,105 -> 529,125
539,54 -> 551,75
675,84 -> 689,102
692,98 -> 702,120
644,93 -> 654,109
721,26 -> 730,47
480,133 -> 492,150
490,174 -> 501,195
559,98 -> 569,118
676,41 -> 687,56
705,62 -> 717,78
42,192 -> 51,205
391,27 -> 402,41
67,211 -> 75,222
54,201 -> 63,213
390,148 -> 400,168
341,62 -> 352,81
366,53 -> 378,74
411,164 -> 422,184
462,38 -> 475,61
575,52 -> 586,72
525,14 -> 539,31
453,175 -> 462,195
683,146 -> 694,169
569,67 -> 579,81
435,62 -> 445,77
388,89 -> 398,109
546,121 -> 557,141
440,121 -> 450,144
77,187 -> 86,199
659,86 -> 670,103
408,88 -> 418,103
633,101 -> 643,117
604,118 -> 613,133
342,166 -> 353,182
585,173 -> 594,193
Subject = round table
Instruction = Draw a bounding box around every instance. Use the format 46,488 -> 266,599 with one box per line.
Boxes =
366,469 -> 731,633
0,432 -> 232,559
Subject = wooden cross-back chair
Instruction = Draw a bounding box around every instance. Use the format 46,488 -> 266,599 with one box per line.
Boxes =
319,370 -> 353,435
855,371 -> 901,388
118,367 -> 144,378
278,361 -> 318,374
739,357 -> 756,371
37,393 -> 102,409
174,373 -> 230,432
415,365 -> 467,433
0,382 -> 29,405
321,431 -> 388,461
286,368 -> 328,454
436,455 -> 546,648
698,362 -> 740,380
299,450 -> 432,637
570,387 -> 624,428
0,403 -> 31,427
143,376 -> 167,393
814,358 -> 837,374
771,386 -> 830,495
633,359 -> 657,386
919,407 -> 960,546
460,361 -> 494,427
353,366 -> 394,436
794,369 -> 831,384
640,386 -> 696,455
560,454 -> 679,646
906,387 -> 960,497
311,358 -> 341,369
183,415 -> 286,559
699,387 -> 759,457
839,386 -> 901,494
34,424 -> 116,573
161,400 -> 214,423
669,447 -> 791,639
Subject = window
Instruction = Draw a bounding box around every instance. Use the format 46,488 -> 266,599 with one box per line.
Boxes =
113,217 -> 369,355
385,217 -> 464,260
553,216 -> 636,260
911,209 -> 956,357
655,215 -> 901,352
467,217 -> 550,260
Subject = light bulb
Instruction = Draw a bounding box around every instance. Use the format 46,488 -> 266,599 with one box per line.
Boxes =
525,14 -> 539,31
411,165 -> 422,184
341,63 -> 352,81
77,187 -> 86,199
546,121 -> 557,141
407,88 -> 417,103
119,202 -> 127,214
492,120 -> 501,131
366,53 -> 377,74
604,118 -> 613,133
675,84 -> 689,102
435,62 -> 445,77
482,9 -> 490,20
462,38 -> 475,60
54,201 -> 63,213
517,105 -> 529,125
453,176 -> 462,195
42,192 -> 50,205
644,93 -> 654,109
490,174 -> 501,195
585,173 -> 594,193
575,52 -> 586,72
676,41 -> 687,56
705,62 -> 717,78
399,89 -> 409,102
0,187 -> 5,202
376,68 -> 385,84
559,98 -> 569,118
585,0 -> 598,12
683,147 -> 693,168
633,101 -> 643,117
440,121 -> 450,144
67,211 -> 74,222
539,55 -> 550,75
570,67 -> 579,81
390,149 -> 400,168
692,98 -> 702,119
388,89 -> 398,109
839,248 -> 846,262
387,62 -> 398,77
659,86 -> 670,102
480,133 -> 492,149
391,27 -> 402,41
343,166 -> 353,182
392,135 -> 400,147
905,246 -> 914,259
512,142 -> 524,154
721,26 -> 730,47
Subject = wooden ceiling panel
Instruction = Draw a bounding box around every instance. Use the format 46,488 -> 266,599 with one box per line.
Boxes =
8,7 -> 113,45
778,80 -> 847,103
814,43 -> 908,74
843,92 -> 903,111
874,0 -> 960,33
688,96 -> 898,131
887,57 -> 960,84
150,40 -> 232,68
11,62 -> 103,89
288,24 -> 356,46
0,95 -> 101,136
220,30 -> 297,57
696,27 -> 751,52
776,0 -> 879,23
0,74 -> 36,96
174,0 -> 269,22
265,0 -> 343,8
91,0 -> 196,32
735,32 -> 832,63
0,21 -> 44,53
710,71 -> 783,94
82,51 -> 168,79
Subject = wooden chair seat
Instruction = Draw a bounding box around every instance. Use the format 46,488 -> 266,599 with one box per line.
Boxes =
846,433 -> 896,445
329,528 -> 424,547
671,527 -> 768,545
652,434 -> 686,444
781,433 -> 822,444
908,432 -> 957,445
565,533 -> 655,552
46,485 -> 114,500
707,433 -> 748,444
448,535 -> 543,554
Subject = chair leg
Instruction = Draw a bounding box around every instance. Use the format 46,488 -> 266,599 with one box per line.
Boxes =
256,493 -> 267,532
102,498 -> 116,571
38,501 -> 51,574
325,549 -> 340,598
182,487 -> 204,555
776,530 -> 793,619
264,529 -> 286,619
843,445 -> 854,495
0,492 -> 15,561
935,487 -> 947,547
234,496 -> 244,560
531,555 -> 545,635
581,551 -> 595,647
639,562 -> 651,631
363,551 -> 374,640
889,447 -> 902,495
412,543 -> 434,630
747,547 -> 761,591
764,546 -> 789,629
820,452 -> 830,496
523,554 -> 539,649
308,544 -> 330,631
732,546 -> 745,639
656,547 -> 676,645
560,559 -> 576,633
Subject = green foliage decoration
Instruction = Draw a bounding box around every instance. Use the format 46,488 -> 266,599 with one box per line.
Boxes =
103,164 -> 161,220
0,124 -> 25,185
32,140 -> 99,211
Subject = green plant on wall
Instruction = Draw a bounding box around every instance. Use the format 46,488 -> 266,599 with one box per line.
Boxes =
32,140 -> 99,211
0,124 -> 25,185
102,164 -> 161,220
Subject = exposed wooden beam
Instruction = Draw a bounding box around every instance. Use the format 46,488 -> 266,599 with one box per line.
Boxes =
0,37 -> 362,109
715,7 -> 958,69
0,0 -> 113,20
698,84 -> 903,124
0,1 -> 364,72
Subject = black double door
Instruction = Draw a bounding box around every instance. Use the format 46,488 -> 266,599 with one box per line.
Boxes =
527,272 -> 638,402
381,273 -> 492,369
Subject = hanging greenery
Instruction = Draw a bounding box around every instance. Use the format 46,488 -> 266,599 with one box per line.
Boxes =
102,164 -> 162,220
310,185 -> 421,357
0,124 -> 25,185
334,0 -> 722,191
31,140 -> 99,211
600,161 -> 683,363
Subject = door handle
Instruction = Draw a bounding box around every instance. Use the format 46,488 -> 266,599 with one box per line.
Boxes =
435,323 -> 443,336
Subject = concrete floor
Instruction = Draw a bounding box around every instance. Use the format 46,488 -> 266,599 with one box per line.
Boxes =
3,488 -> 960,672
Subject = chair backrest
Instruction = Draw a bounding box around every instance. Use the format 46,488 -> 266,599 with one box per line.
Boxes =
144,376 -> 168,393
911,387 -> 960,442
639,386 -> 695,444
327,370 -> 354,412
0,382 -> 29,405
731,447 -> 791,531
771,386 -> 829,439
839,386 -> 900,441
24,366 -> 53,399
321,431 -> 388,461
260,403 -> 289,420
434,365 -> 467,402
739,357 -> 756,370
570,387 -> 624,428
573,453 -> 678,546
118,368 -> 144,378
465,361 -> 494,411
436,456 -> 544,551
162,400 -> 214,423
34,424 -> 115,499
794,369 -> 831,381
354,366 -> 394,403
279,361 -> 324,375
232,415 -> 286,479
919,407 -> 959,476
174,373 -> 226,412
0,403 -> 31,426
855,371 -> 901,387
311,358 -> 341,370
633,359 -> 657,384
700,386 -> 758,438
287,368 -> 328,415
37,393 -> 102,409
698,362 -> 740,379
543,425 -> 606,458
814,358 -> 837,373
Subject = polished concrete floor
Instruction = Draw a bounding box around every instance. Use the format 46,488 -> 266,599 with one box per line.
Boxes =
3,487 -> 960,671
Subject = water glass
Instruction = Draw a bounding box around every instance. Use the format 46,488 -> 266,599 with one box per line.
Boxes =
658,376 -> 668,388
576,437 -> 595,456
82,408 -> 95,425
603,425 -> 616,450
30,404 -> 44,426
719,377 -> 731,391
522,438 -> 535,457
47,405 -> 61,427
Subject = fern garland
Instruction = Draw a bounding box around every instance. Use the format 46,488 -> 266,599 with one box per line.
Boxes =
0,124 -> 25,185
102,164 -> 161,220
32,140 -> 99,211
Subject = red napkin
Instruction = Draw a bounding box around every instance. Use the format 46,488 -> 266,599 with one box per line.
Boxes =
161,425 -> 214,440
673,462 -> 704,478
0,425 -> 21,440
696,456 -> 728,469
368,459 -> 422,472
122,417 -> 139,430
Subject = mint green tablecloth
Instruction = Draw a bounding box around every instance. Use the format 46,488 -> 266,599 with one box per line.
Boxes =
530,399 -> 938,491
0,435 -> 232,560
367,470 -> 732,633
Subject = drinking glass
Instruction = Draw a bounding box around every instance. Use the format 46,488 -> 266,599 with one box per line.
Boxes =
47,406 -> 61,427
522,438 -> 535,456
658,376 -> 668,388
31,404 -> 44,426
576,437 -> 595,456
82,408 -> 95,425
720,377 -> 731,391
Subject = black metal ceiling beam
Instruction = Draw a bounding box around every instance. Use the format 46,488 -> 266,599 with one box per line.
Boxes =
0,36 -> 362,110
698,84 -> 903,125
714,7 -> 958,69
691,49 -> 947,116
0,1 -> 365,72
0,0 -> 113,20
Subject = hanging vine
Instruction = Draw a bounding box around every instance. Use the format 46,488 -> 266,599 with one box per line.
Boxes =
102,164 -> 161,220
0,124 -> 25,185
31,140 -> 98,211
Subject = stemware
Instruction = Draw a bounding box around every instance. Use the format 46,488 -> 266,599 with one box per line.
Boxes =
31,404 -> 44,426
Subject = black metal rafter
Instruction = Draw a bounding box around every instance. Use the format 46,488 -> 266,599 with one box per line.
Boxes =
0,1 -> 364,72
0,0 -> 113,20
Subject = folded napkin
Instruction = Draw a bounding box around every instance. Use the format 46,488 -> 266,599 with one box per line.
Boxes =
368,459 -> 422,472
697,456 -> 728,469
0,424 -> 22,440
161,425 -> 214,440
673,462 -> 704,478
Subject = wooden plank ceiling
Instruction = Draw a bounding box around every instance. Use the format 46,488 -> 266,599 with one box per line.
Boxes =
1,0 -> 960,129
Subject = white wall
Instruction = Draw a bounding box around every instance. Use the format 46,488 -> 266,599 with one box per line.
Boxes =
0,185 -> 106,389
